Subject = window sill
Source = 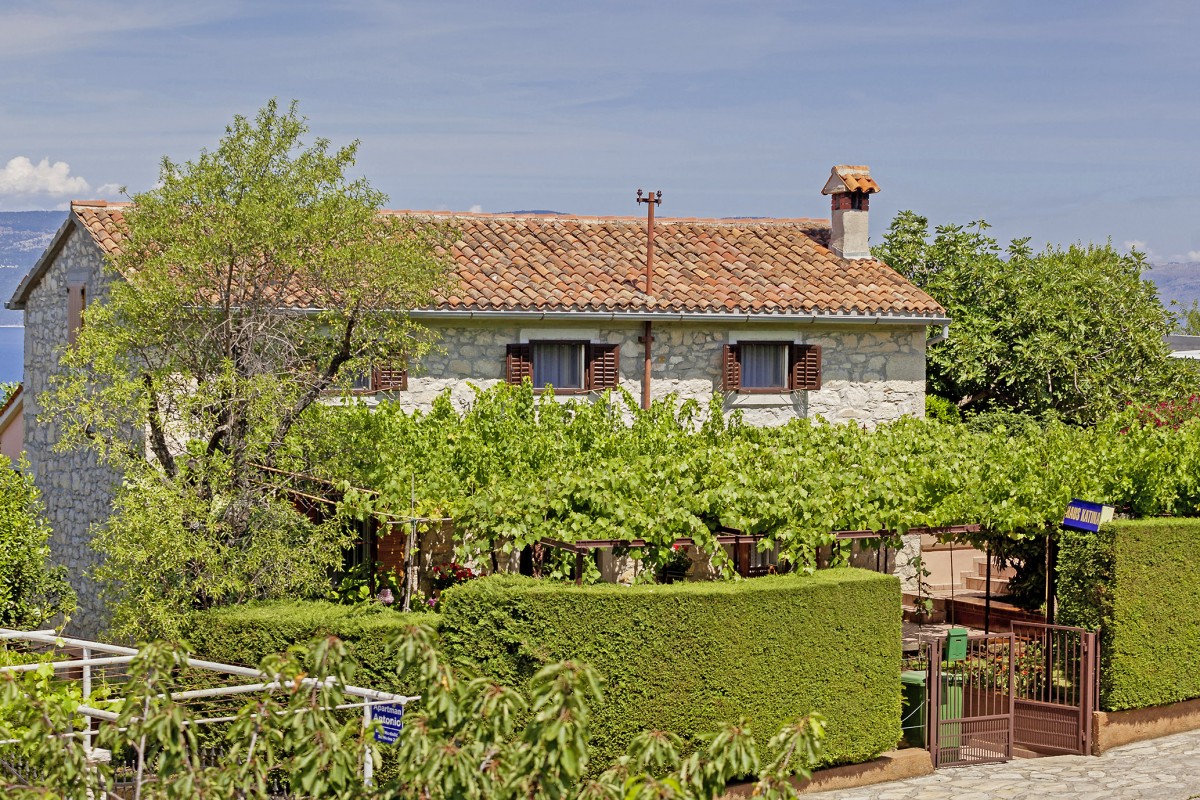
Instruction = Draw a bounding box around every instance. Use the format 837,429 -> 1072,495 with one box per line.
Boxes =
727,392 -> 800,408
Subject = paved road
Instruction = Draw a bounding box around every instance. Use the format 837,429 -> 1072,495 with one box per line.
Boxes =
815,730 -> 1200,799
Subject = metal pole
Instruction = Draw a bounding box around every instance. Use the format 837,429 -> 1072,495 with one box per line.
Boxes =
363,704 -> 373,787
984,544 -> 992,634
82,646 -> 93,752
636,189 -> 661,412
1047,532 -> 1058,626
642,320 -> 653,411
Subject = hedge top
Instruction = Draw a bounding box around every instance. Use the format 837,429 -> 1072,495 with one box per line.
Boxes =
445,568 -> 893,598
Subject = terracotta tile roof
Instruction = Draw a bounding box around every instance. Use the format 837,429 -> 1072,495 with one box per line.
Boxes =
72,200 -> 129,255
821,165 -> 881,196
58,201 -> 944,319
398,211 -> 942,317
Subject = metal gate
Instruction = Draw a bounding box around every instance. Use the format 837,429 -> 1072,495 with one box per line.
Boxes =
1011,622 -> 1099,756
926,624 -> 1099,767
928,632 -> 1015,768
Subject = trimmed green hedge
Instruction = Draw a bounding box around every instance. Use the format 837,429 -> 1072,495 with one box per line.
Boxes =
437,569 -> 901,768
1058,519 -> 1200,711
187,600 -> 440,693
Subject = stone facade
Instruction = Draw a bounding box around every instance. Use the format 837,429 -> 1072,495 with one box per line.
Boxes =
22,226 -> 120,636
388,318 -> 926,427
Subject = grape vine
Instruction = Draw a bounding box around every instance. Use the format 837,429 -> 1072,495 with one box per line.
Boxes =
292,384 -> 1200,571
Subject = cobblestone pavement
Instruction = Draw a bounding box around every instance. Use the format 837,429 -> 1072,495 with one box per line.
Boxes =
815,730 -> 1200,799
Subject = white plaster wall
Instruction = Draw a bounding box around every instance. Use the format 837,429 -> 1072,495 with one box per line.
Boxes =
22,226 -> 119,636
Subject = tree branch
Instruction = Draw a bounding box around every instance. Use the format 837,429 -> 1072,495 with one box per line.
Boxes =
261,310 -> 360,468
143,374 -> 178,478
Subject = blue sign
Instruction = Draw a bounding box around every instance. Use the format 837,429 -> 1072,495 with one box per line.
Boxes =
1062,499 -> 1114,533
373,703 -> 405,744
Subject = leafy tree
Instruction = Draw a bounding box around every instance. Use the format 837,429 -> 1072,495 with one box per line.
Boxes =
41,100 -> 452,637
0,464 -> 75,628
874,211 -> 1198,423
1175,300 -> 1200,335
0,627 -> 826,798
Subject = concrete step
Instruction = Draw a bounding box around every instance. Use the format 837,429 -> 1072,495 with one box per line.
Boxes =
962,573 -> 1012,594
971,557 -> 1016,579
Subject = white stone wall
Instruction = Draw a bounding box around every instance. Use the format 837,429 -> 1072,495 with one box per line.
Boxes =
396,319 -> 926,427
22,226 -> 120,636
848,533 -> 924,591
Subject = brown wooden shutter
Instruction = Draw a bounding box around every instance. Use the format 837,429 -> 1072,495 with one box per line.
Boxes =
372,365 -> 409,392
66,283 -> 85,345
789,344 -> 822,391
586,343 -> 620,390
505,343 -> 533,385
721,344 -> 741,391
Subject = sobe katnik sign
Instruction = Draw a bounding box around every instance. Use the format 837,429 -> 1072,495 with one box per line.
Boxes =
1062,498 -> 1114,533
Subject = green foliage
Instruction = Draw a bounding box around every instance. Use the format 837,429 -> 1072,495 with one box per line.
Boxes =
1058,519 -> 1200,710
0,464 -> 74,628
1,627 -> 826,798
874,212 -> 1198,424
923,394 -> 960,423
296,383 -> 1200,575
188,600 -> 440,694
92,471 -> 350,641
36,99 -> 453,637
437,570 -> 899,770
1176,300 -> 1200,335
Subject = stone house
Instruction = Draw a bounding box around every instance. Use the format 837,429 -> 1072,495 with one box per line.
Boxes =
7,163 -> 945,633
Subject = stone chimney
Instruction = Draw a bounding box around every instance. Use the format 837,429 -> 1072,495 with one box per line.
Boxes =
821,165 -> 880,260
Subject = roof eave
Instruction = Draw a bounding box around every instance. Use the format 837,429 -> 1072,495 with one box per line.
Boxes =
406,308 -> 950,326
6,214 -> 83,311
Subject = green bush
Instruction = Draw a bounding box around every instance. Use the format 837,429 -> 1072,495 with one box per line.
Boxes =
0,463 -> 75,628
1058,519 -> 1200,710
187,600 -> 439,693
437,569 -> 900,769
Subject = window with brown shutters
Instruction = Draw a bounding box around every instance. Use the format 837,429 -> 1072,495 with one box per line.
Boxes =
722,344 -> 742,392
507,341 -> 620,392
372,364 -> 409,392
67,282 -> 86,345
722,342 -> 822,393
505,343 -> 534,385
586,343 -> 620,390
789,344 -> 822,391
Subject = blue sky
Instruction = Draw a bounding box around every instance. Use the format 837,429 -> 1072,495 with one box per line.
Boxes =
2,0 -> 1199,261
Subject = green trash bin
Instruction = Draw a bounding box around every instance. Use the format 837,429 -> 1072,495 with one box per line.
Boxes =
938,671 -> 965,758
900,670 -> 927,748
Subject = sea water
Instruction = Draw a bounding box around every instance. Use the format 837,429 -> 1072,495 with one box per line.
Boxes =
0,326 -> 23,384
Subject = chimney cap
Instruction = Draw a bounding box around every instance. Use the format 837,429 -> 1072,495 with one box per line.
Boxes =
821,165 -> 880,196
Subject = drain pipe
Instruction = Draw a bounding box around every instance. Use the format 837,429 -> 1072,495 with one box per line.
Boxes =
636,190 -> 661,411
641,321 -> 653,411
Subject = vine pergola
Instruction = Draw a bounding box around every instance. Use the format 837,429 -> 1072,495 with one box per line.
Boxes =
541,524 -> 982,585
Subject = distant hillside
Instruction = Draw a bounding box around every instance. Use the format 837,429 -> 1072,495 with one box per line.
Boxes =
0,211 -> 66,325
1149,261 -> 1200,313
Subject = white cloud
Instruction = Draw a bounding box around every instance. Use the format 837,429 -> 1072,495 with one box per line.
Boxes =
1187,251 -> 1200,262
0,156 -> 90,197
95,183 -> 124,198
468,204 -> 483,213
1123,239 -> 1147,252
